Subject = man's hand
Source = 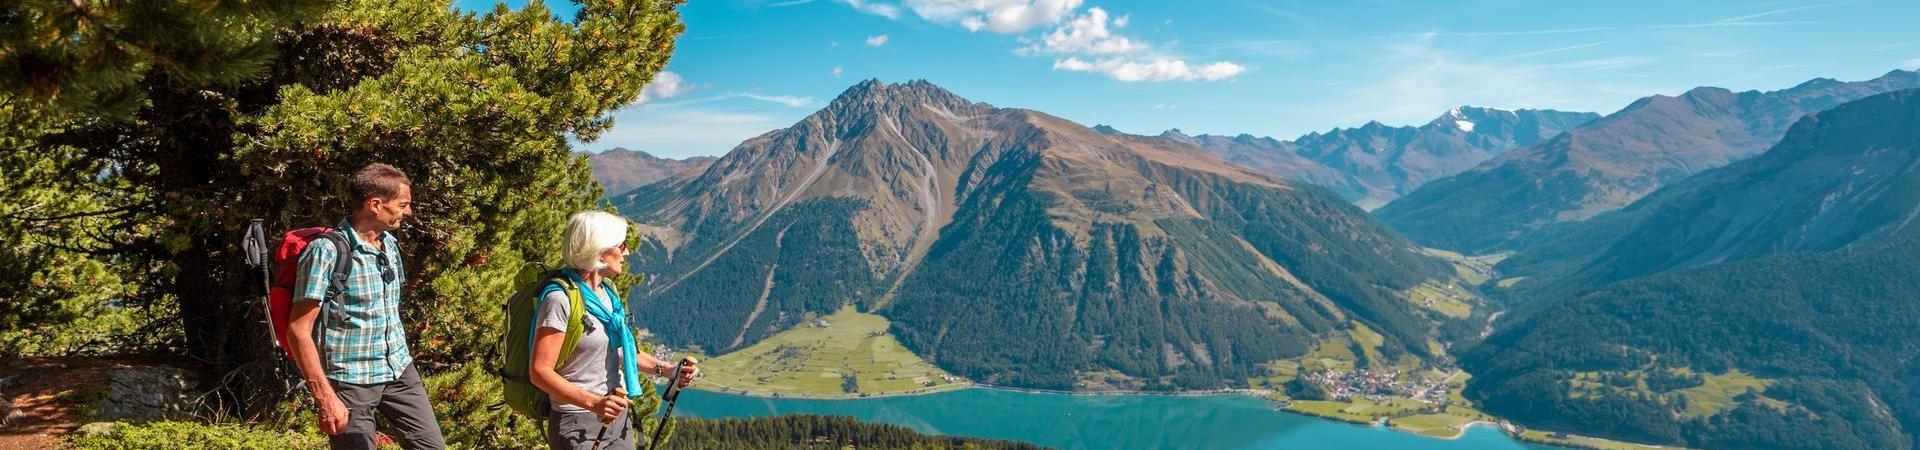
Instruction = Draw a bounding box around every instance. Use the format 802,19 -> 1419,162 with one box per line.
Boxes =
317,393 -> 350,435
590,389 -> 630,424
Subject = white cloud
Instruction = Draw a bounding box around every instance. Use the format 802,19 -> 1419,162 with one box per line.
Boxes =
735,93 -> 818,108
1902,58 -> 1920,70
650,92 -> 820,109
1025,7 -> 1142,55
832,65 -> 845,77
1053,57 -> 1244,82
832,0 -> 1241,83
766,0 -> 817,7
631,71 -> 691,105
1652,3 -> 1837,29
836,0 -> 902,19
1506,41 -> 1609,60
904,0 -> 1083,33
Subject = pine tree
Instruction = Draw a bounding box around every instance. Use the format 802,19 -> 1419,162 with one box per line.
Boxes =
2,0 -> 686,446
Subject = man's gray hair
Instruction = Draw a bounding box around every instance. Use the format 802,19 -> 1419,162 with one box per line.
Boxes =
350,163 -> 410,204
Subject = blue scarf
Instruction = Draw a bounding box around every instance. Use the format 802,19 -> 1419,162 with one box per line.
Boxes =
543,269 -> 644,398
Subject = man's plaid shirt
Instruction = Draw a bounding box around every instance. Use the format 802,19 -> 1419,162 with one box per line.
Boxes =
294,219 -> 413,385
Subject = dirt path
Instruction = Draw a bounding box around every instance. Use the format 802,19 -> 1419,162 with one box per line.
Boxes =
872,116 -> 946,310
653,140 -> 843,296
729,225 -> 791,350
0,357 -> 184,450
1480,311 -> 1506,339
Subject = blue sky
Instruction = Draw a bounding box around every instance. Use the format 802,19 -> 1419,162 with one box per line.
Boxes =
456,0 -> 1920,159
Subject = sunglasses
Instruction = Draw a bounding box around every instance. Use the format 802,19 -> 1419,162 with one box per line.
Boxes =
375,252 -> 395,284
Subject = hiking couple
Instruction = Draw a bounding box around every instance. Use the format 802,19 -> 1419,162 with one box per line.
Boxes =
285,163 -> 698,450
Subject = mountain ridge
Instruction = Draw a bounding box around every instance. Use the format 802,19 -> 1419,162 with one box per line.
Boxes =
1166,106 -> 1598,209
1378,69 -> 1920,252
585,147 -> 715,197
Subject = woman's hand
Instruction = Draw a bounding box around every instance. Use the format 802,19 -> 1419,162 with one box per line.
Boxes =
588,390 -> 630,423
676,363 -> 700,386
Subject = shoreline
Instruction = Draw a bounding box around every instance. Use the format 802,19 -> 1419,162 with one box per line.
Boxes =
1384,419 -> 1496,441
688,381 -> 1276,400
685,383 -> 1655,449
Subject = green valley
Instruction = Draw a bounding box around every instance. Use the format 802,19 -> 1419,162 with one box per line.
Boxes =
687,308 -> 967,398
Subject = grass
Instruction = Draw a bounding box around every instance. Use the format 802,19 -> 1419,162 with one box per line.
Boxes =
1418,248 -> 1506,286
1568,367 -> 1773,418
1389,407 -> 1494,438
1289,397 -> 1432,424
1403,281 -> 1474,319
1517,429 -> 1685,450
1674,369 -> 1771,418
692,308 -> 965,398
1301,334 -> 1357,373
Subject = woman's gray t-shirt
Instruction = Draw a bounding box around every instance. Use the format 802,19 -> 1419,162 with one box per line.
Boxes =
536,287 -> 626,413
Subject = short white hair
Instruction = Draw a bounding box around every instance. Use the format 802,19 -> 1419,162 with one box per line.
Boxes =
563,210 -> 629,271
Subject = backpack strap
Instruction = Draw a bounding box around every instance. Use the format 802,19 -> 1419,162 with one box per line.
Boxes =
551,276 -> 587,370
320,231 -> 354,304
315,232 -> 354,350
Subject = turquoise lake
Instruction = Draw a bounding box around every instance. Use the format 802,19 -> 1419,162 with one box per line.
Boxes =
677,388 -> 1565,450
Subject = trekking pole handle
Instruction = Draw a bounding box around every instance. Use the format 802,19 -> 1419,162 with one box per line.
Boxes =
663,357 -> 697,399
590,387 -> 627,450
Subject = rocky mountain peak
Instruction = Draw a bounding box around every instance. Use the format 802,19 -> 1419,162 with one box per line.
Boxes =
823,79 -> 986,117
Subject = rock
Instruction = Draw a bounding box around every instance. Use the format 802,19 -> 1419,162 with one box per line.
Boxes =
96,366 -> 199,422
0,397 -> 22,428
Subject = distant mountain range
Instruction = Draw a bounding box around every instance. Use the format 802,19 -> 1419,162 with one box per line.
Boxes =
1463,89 -> 1920,450
1162,107 -> 1598,209
1377,70 -> 1920,253
616,79 -> 1457,390
585,148 -> 715,197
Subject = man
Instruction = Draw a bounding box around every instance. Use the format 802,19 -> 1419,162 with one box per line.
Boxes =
287,163 -> 445,449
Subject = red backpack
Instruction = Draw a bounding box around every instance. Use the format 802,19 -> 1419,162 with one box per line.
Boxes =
245,223 -> 356,359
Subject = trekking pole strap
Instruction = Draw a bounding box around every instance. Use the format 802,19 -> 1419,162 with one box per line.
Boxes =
646,358 -> 696,450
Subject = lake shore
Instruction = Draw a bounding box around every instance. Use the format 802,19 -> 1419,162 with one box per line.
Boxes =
688,381 -> 1275,400
686,383 -> 1679,449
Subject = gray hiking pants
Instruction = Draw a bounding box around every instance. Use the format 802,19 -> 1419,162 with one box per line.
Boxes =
546,408 -> 634,450
328,364 -> 446,450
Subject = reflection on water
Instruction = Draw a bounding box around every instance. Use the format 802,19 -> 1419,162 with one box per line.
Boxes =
678,388 -> 1564,450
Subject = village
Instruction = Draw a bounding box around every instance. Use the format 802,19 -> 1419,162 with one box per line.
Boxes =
1293,367 -> 1456,406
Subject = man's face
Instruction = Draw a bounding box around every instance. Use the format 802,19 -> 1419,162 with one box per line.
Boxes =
366,184 -> 414,231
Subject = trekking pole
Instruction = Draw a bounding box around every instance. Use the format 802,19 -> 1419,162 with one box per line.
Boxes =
645,357 -> 697,450
590,387 -> 627,450
241,219 -> 291,384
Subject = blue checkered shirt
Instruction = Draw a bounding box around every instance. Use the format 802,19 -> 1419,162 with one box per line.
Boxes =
294,219 -> 413,385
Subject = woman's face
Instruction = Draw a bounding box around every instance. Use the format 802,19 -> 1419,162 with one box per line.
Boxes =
598,241 -> 630,275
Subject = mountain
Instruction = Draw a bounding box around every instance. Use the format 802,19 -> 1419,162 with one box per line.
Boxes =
1461,90 -> 1920,450
617,79 -> 1455,390
585,148 -> 716,197
1176,107 -> 1598,209
1377,70 -> 1920,253
1500,87 -> 1920,296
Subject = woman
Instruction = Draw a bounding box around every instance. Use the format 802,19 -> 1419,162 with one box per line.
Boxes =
531,210 -> 699,450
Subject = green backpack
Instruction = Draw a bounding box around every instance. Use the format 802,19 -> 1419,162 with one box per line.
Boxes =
498,263 -> 588,419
